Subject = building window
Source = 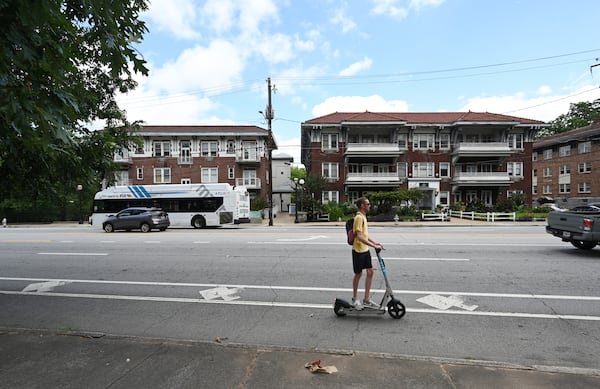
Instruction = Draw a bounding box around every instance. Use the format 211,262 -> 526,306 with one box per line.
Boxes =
579,162 -> 591,173
507,162 -> 523,177
153,141 -> 171,157
398,133 -> 408,149
228,167 -> 235,179
543,149 -> 552,160
135,143 -> 145,154
559,145 -> 571,157
202,167 -> 218,183
439,162 -> 450,177
532,152 -> 538,161
136,167 -> 143,180
533,169 -> 537,177
508,133 -> 524,149
201,141 -> 218,157
543,167 -> 552,177
439,133 -> 450,149
439,191 -> 449,206
559,165 -> 571,175
153,168 -> 171,183
578,182 -> 591,193
322,162 -> 339,179
559,183 -> 570,194
578,141 -> 591,154
542,185 -> 552,194
532,185 -> 538,195
321,191 -> 339,204
413,134 -> 434,150
181,178 -> 191,184
179,140 -> 191,164
397,162 -> 407,178
226,139 -> 235,154
507,189 -> 524,198
412,162 -> 434,177
321,133 -> 338,151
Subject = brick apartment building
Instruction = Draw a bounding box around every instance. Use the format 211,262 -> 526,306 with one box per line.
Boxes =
301,111 -> 548,210
112,125 -> 293,210
532,121 -> 600,209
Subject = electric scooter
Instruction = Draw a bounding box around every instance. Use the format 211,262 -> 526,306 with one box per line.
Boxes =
334,248 -> 406,319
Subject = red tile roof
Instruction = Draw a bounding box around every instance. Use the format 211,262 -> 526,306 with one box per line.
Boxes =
137,125 -> 268,134
303,111 -> 546,125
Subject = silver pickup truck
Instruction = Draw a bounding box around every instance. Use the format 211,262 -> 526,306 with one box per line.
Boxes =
546,206 -> 600,250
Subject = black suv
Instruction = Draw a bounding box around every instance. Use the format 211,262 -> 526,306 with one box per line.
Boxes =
102,208 -> 170,233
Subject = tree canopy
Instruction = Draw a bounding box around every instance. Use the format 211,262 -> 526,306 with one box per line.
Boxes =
0,0 -> 149,221
536,99 -> 600,138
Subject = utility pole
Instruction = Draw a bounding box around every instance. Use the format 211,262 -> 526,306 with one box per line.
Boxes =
266,77 -> 274,227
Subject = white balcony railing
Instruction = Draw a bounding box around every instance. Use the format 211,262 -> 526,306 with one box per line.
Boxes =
346,172 -> 401,183
236,177 -> 262,189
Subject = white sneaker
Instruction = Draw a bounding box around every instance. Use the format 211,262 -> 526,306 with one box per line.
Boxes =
352,298 -> 363,310
363,298 -> 379,309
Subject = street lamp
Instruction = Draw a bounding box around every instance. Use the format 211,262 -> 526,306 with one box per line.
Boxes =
77,184 -> 83,224
294,178 -> 305,223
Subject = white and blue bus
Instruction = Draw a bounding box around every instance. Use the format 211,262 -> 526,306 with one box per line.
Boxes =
92,184 -> 249,228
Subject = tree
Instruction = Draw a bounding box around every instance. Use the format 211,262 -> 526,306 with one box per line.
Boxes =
536,99 -> 600,138
0,0 -> 149,221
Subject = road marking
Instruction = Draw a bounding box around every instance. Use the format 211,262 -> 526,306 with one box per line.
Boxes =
247,241 -> 564,247
384,257 -> 470,261
1,277 -> 600,302
0,240 -> 51,243
277,235 -> 328,242
22,281 -> 70,293
37,253 -> 109,256
417,294 -> 478,311
200,287 -> 242,301
0,290 -> 599,322
193,241 -> 210,244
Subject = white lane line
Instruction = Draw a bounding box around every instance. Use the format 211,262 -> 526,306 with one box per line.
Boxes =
386,257 -> 470,261
1,290 -> 599,322
193,241 -> 210,244
37,253 -> 109,256
1,277 -> 599,302
247,242 -> 564,247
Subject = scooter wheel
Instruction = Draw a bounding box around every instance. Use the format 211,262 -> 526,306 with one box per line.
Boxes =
334,302 -> 347,317
387,299 -> 406,319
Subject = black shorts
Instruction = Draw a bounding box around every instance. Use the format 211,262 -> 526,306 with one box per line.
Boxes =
352,250 -> 373,274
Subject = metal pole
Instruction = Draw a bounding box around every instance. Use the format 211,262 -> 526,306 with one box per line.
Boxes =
77,184 -> 83,224
294,179 -> 299,224
266,77 -> 274,227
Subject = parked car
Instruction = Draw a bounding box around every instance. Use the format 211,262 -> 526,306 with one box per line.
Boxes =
102,208 -> 170,233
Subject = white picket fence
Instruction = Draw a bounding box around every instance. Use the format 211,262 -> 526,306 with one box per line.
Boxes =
448,210 -> 516,222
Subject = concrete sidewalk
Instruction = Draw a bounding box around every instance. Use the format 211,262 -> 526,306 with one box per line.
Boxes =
1,328 -> 598,389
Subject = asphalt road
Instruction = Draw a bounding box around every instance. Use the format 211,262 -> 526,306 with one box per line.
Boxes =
1,224 -> 599,371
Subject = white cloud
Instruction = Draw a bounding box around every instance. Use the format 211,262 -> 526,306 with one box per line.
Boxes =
274,137 -> 302,165
371,0 -> 444,18
201,0 -> 236,34
312,95 -> 409,117
144,0 -> 200,39
460,85 -> 600,122
537,85 -> 552,95
409,0 -> 446,10
339,57 -> 373,76
147,40 -> 244,94
330,10 -> 357,33
370,0 -> 408,18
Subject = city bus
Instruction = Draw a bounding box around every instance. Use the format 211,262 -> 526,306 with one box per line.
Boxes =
234,185 -> 251,223
92,184 -> 247,228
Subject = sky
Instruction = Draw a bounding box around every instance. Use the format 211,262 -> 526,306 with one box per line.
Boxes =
116,0 -> 600,163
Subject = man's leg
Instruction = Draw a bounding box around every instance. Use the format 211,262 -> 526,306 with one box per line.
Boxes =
363,268 -> 374,301
352,271 -> 362,300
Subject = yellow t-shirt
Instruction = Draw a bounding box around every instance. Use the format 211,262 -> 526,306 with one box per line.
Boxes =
352,212 -> 369,253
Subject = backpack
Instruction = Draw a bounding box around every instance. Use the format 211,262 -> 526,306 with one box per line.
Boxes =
346,217 -> 355,245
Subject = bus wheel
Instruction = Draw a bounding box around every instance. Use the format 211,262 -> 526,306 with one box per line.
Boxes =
192,216 -> 206,229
